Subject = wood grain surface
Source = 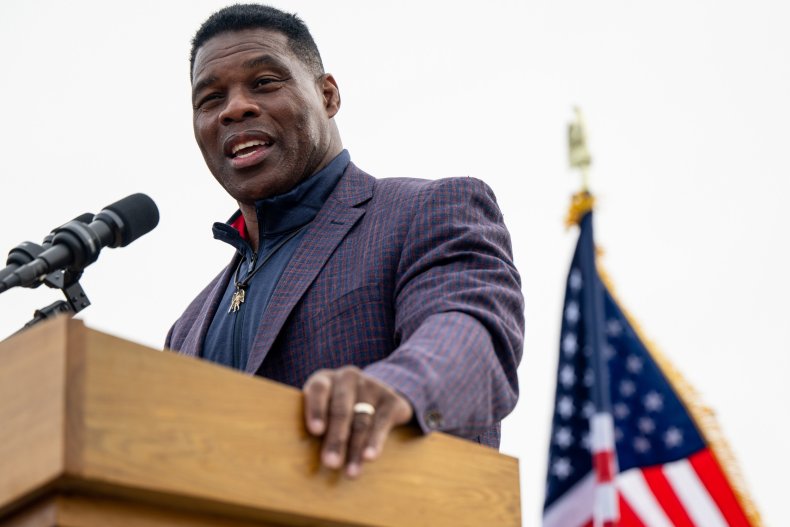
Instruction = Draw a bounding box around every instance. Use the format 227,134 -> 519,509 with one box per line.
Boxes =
0,319 -> 71,515
4,495 -> 284,527
0,318 -> 520,526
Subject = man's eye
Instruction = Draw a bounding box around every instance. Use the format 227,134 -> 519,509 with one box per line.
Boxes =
254,77 -> 281,89
195,94 -> 222,109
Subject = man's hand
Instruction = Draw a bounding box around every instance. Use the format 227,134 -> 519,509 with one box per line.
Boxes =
303,366 -> 413,478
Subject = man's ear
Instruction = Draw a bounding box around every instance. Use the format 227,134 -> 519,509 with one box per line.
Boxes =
320,74 -> 341,118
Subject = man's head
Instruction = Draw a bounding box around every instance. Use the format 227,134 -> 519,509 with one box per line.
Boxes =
190,4 -> 324,80
190,4 -> 342,205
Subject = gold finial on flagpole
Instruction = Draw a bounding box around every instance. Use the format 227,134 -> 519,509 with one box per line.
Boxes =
565,107 -> 596,227
568,106 -> 592,190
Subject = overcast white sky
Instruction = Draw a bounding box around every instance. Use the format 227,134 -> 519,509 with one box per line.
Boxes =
1,1 -> 788,525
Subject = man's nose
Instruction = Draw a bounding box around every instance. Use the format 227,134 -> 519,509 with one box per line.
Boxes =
219,89 -> 260,125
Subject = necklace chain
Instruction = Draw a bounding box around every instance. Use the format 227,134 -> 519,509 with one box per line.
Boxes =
228,222 -> 311,313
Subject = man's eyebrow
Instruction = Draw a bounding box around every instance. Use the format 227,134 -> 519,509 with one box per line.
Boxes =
242,54 -> 288,71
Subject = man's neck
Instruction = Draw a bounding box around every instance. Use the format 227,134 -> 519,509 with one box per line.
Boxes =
234,148 -> 350,253
238,203 -> 261,252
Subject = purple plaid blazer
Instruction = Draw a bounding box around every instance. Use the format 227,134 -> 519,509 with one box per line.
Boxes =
166,163 -> 524,447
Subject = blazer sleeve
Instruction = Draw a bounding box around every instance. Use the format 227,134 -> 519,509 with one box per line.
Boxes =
363,177 -> 524,439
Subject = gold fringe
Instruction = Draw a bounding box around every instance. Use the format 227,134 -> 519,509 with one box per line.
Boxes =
596,263 -> 764,526
565,191 -> 596,228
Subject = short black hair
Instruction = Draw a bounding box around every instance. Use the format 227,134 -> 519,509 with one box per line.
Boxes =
190,4 -> 324,79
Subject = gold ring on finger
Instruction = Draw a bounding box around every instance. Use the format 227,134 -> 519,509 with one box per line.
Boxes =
353,402 -> 376,416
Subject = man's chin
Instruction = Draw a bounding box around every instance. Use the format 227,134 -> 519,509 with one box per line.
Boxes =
226,176 -> 296,204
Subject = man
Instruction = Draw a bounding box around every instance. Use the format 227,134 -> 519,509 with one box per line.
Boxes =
166,4 -> 524,478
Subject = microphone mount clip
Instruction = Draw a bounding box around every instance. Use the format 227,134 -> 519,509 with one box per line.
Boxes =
4,239 -> 93,334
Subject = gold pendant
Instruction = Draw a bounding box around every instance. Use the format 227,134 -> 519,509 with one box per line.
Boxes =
229,287 -> 246,313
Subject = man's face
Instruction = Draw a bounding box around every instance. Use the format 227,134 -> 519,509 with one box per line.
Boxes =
191,29 -> 340,204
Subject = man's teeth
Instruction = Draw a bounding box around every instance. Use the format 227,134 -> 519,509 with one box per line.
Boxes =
231,140 -> 270,156
236,149 -> 258,159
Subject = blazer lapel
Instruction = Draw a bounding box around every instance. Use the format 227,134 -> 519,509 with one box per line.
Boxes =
178,254 -> 239,358
245,164 -> 374,374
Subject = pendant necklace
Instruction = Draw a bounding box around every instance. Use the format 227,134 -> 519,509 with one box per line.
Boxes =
229,222 -> 311,313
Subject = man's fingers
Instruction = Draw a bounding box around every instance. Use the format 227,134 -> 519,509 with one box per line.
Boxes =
303,370 -> 332,435
344,377 -> 379,478
364,397 -> 413,461
363,400 -> 394,461
303,367 -> 415,476
321,367 -> 358,469
345,404 -> 375,478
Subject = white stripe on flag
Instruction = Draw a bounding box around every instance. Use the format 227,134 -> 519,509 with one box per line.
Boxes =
591,413 -> 615,453
594,482 -> 618,524
616,468 -> 673,527
663,458 -> 728,527
544,472 -> 595,527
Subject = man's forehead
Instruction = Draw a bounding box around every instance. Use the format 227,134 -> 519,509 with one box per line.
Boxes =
192,28 -> 293,79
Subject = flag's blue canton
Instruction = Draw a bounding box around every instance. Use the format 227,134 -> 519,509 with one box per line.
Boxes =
544,216 -> 706,510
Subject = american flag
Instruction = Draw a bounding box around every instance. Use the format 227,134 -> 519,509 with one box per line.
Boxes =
543,204 -> 761,527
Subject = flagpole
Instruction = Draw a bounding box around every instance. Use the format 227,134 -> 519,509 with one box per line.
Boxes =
568,108 -> 611,419
568,108 -> 619,527
567,109 -> 609,412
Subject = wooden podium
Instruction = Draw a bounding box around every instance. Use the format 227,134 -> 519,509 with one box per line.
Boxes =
0,318 -> 520,526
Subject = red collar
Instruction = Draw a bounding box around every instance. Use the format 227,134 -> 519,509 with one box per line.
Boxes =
230,214 -> 249,241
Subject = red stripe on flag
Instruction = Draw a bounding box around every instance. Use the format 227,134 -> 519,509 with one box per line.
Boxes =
582,521 -> 593,527
594,451 -> 616,482
689,449 -> 752,527
618,493 -> 646,527
641,465 -> 695,527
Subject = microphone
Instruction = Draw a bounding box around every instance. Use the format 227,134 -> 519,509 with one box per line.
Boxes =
0,213 -> 95,283
0,194 -> 159,293
41,213 -> 96,248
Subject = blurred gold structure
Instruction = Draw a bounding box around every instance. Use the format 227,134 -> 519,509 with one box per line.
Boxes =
566,107 -> 595,228
568,106 -> 592,190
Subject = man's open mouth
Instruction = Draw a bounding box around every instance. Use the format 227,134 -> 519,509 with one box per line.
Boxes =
230,139 -> 273,159
223,134 -> 275,169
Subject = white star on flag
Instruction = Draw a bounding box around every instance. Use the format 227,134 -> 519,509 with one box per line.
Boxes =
564,301 -> 580,324
664,427 -> 684,448
638,417 -> 656,434
551,458 -> 573,479
581,432 -> 591,451
619,379 -> 636,397
562,333 -> 578,356
569,269 -> 582,291
606,319 -> 623,337
555,427 -> 573,448
557,396 -> 575,419
613,402 -> 630,420
634,436 -> 651,453
560,365 -> 576,388
644,391 -> 664,412
615,427 -> 624,442
626,355 -> 643,373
